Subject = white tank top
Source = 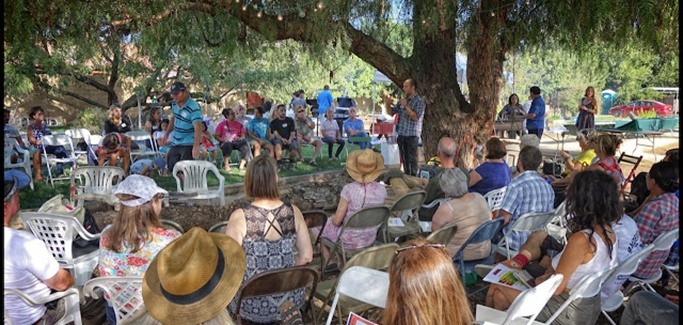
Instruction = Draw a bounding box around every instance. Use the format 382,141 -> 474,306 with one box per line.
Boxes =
552,229 -> 618,289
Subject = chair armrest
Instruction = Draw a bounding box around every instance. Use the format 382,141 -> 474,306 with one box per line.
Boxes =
74,225 -> 102,241
422,198 -> 448,209
5,287 -> 79,306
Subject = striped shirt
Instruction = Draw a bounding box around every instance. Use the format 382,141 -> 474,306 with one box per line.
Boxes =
392,93 -> 425,136
633,192 -> 679,279
171,97 -> 203,146
499,170 -> 555,251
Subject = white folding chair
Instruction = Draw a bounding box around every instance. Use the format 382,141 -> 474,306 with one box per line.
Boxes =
325,266 -> 389,325
4,138 -> 34,190
600,244 -> 656,325
41,134 -> 78,187
545,200 -> 568,245
127,130 -> 160,162
541,268 -> 613,324
475,274 -> 564,325
82,276 -> 145,325
4,287 -> 82,325
20,212 -> 101,286
483,187 -> 507,211
65,128 -> 96,166
69,166 -> 124,209
418,197 -> 450,232
494,211 -> 556,259
626,228 -> 679,293
171,160 -> 225,205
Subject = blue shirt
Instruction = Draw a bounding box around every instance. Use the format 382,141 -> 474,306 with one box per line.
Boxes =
247,117 -> 270,139
130,159 -> 153,175
526,96 -> 546,130
469,161 -> 511,196
171,98 -> 203,146
317,90 -> 334,112
499,170 -> 555,251
343,118 -> 365,137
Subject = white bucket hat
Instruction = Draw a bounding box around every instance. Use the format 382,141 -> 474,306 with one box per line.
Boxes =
114,175 -> 168,207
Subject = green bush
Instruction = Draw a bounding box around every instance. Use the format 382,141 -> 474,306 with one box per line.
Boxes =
76,107 -> 102,134
635,109 -> 658,119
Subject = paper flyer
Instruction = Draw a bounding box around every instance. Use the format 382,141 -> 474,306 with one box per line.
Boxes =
346,312 -> 378,325
482,263 -> 532,291
387,217 -> 405,227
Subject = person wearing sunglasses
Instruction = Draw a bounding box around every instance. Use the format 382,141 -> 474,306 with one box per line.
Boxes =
293,105 -> 323,165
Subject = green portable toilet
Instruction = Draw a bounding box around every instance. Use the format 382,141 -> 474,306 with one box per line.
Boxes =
601,89 -> 617,114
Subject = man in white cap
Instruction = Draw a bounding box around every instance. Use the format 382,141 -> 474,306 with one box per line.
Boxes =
161,81 -> 203,172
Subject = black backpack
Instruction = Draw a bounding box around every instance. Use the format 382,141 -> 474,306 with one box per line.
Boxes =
73,209 -> 101,248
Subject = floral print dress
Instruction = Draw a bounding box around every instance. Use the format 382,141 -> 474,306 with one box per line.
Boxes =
98,226 -> 182,277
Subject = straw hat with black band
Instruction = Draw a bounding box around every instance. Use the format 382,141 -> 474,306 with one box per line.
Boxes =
346,149 -> 384,183
142,227 -> 246,325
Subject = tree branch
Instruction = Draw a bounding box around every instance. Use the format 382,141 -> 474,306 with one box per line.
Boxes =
35,79 -> 108,109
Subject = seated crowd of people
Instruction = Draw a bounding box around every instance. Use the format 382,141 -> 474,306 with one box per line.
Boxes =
4,84 -> 678,324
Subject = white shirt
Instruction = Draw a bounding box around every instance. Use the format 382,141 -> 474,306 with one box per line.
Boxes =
4,227 -> 61,325
601,215 -> 643,303
320,118 -> 340,139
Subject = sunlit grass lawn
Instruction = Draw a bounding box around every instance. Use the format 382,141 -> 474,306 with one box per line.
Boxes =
17,143 -> 374,210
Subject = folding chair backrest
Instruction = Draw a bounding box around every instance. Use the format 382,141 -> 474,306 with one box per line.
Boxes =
603,244 -> 655,287
325,266 -> 389,325
456,218 -> 504,257
483,187 -> 507,211
65,128 -> 92,144
208,220 -> 229,233
42,134 -> 75,153
127,131 -> 155,151
389,190 -> 426,219
617,152 -> 643,192
652,228 -> 679,251
426,222 -> 459,246
303,210 -> 328,246
508,211 -> 555,233
82,277 -> 145,325
341,243 -> 399,272
503,274 -> 564,325
343,205 -> 391,231
544,268 -> 612,324
235,266 -> 319,324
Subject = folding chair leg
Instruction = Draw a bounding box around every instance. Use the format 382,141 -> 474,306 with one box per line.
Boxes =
601,310 -> 617,325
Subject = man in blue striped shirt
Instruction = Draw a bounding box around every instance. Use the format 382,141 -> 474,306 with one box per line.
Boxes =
161,82 -> 203,172
495,146 -> 555,252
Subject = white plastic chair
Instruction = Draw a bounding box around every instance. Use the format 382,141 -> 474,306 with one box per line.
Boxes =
475,274 -> 564,325
160,219 -> 185,233
82,276 -> 145,325
208,220 -> 228,233
20,212 -> 101,286
65,128 -> 96,166
127,131 -> 159,162
483,187 -> 507,211
4,138 -> 34,190
171,160 -> 225,205
69,166 -> 124,209
626,228 -> 679,293
494,211 -> 556,259
600,244 -> 656,325
4,287 -> 82,325
41,134 -> 79,187
325,266 -> 389,325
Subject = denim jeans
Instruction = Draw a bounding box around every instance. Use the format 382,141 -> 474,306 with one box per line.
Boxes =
620,291 -> 679,325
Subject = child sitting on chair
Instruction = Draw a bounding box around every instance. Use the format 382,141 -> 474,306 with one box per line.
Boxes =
130,157 -> 167,177
199,121 -> 218,164
97,132 -> 131,174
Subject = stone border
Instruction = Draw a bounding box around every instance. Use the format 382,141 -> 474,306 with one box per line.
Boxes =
223,169 -> 343,195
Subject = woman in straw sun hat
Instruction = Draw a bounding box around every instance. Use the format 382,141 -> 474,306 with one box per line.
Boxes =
140,227 -> 246,325
225,155 -> 313,324
312,149 -> 387,270
98,174 -> 182,324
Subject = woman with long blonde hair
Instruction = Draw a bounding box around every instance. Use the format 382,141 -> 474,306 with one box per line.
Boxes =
383,237 -> 473,325
104,103 -> 133,134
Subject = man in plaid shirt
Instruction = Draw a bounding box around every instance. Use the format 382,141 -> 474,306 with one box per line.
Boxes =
496,146 -> 555,252
631,161 -> 679,279
385,79 -> 425,176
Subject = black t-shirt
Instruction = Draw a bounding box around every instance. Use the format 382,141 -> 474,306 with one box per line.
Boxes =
270,117 -> 296,139
104,116 -> 132,134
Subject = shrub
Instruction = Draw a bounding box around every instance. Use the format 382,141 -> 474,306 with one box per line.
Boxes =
76,107 -> 102,134
635,109 -> 658,119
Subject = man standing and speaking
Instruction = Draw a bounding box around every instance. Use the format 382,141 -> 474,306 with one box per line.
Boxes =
161,81 -> 203,172
384,79 -> 425,176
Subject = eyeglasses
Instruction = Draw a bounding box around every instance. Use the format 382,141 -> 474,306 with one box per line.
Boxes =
395,244 -> 445,255
297,110 -> 304,113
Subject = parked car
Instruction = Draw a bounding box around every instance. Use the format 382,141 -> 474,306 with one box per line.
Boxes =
608,100 -> 672,117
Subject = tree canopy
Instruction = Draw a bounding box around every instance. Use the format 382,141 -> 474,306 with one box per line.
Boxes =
5,0 -> 678,163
